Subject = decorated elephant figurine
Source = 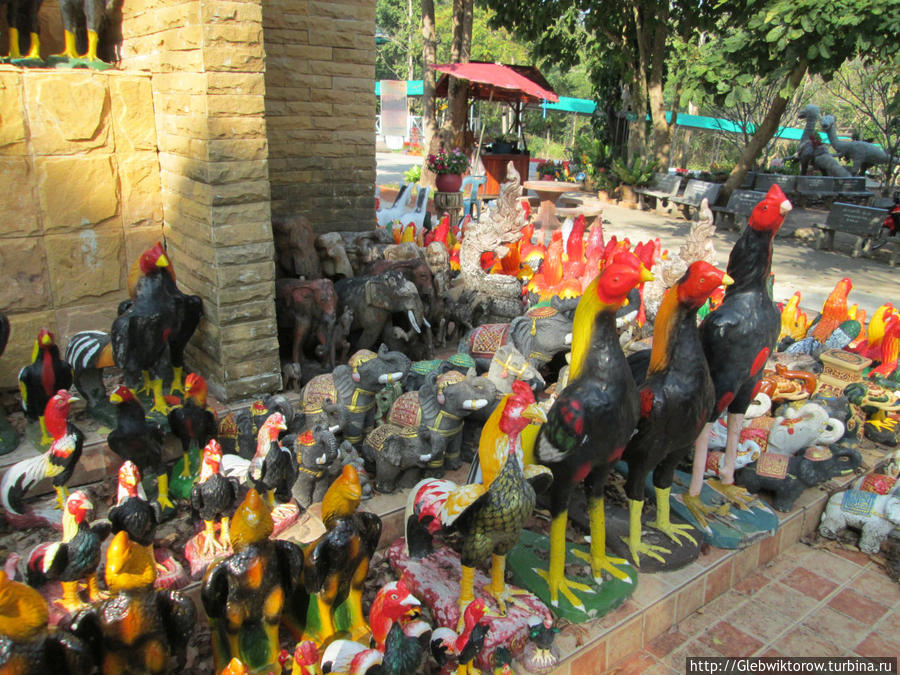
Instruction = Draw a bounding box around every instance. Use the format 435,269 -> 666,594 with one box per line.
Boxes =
388,370 -> 496,471
734,444 -> 862,512
335,269 -> 428,354
765,402 -> 845,456
289,425 -> 343,508
300,345 -> 411,446
819,489 -> 900,554
361,423 -> 435,493
459,299 -> 574,372
316,232 -> 355,279
404,353 -> 477,391
486,343 -> 546,394
276,278 -> 339,368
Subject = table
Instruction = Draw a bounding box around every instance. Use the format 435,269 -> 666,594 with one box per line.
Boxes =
522,180 -> 580,230
481,153 -> 530,197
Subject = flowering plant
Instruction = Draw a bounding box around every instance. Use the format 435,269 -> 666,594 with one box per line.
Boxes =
426,148 -> 469,175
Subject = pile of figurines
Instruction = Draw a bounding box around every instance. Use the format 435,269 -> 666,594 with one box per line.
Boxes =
2,169 -> 900,673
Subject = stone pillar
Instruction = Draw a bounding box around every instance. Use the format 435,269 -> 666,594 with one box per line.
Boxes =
120,0 -> 281,401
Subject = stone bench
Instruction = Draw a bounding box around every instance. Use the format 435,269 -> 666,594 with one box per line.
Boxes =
813,201 -> 889,257
795,175 -> 837,207
833,177 -> 873,203
711,189 -> 767,229
634,173 -> 681,209
670,179 -> 722,218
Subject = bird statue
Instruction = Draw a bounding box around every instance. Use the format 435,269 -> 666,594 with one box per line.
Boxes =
530,253 -> 652,609
621,261 -> 733,566
405,380 -> 550,615
190,439 -> 239,557
1,390 -> 84,520
167,372 -> 217,480
107,460 -> 165,574
201,488 -> 306,673
18,329 -> 73,446
430,597 -> 490,675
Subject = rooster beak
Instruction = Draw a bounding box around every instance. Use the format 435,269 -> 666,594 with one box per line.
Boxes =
110,392 -> 122,404
721,274 -> 734,287
779,199 -> 792,215
639,266 -> 654,283
40,334 -> 52,346
523,403 -> 548,425
156,254 -> 170,268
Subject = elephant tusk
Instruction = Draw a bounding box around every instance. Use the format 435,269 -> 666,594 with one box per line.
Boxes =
329,424 -> 341,434
316,454 -> 328,465
419,453 -> 432,462
564,333 -> 573,345
423,316 -> 431,328
408,309 -> 422,334
378,371 -> 405,384
463,398 -> 489,410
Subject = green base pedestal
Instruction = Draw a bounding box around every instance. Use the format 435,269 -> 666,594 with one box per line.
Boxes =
169,447 -> 201,500
9,56 -> 45,67
507,528 -> 638,624
47,55 -> 114,70
0,417 -> 20,456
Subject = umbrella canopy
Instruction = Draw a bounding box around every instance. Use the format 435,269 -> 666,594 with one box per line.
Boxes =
432,62 -> 558,104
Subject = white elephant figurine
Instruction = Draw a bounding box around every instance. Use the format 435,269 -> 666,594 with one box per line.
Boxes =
766,402 -> 844,456
707,392 -> 772,469
819,489 -> 900,554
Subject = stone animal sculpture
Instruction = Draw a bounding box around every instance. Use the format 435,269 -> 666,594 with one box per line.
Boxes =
272,214 -> 322,279
459,300 -> 575,373
288,425 -> 343,509
335,269 -> 428,354
2,0 -> 42,60
819,489 -> 900,554
485,342 -> 545,394
300,345 -> 411,446
316,232 -> 355,279
734,444 -> 862,512
360,423 -> 435,493
338,229 -> 393,273
820,114 -> 890,176
387,370 -> 496,471
795,105 -> 851,177
275,277 -> 339,368
764,402 -> 845,456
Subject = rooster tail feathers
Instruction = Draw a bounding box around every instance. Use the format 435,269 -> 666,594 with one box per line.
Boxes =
404,478 -> 434,559
404,478 -> 487,558
220,453 -> 251,481
65,331 -> 113,371
0,454 -> 49,515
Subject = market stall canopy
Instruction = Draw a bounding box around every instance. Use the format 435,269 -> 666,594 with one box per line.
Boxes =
432,62 -> 558,104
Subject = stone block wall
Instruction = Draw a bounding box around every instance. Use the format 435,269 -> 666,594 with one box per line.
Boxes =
262,0 -> 377,233
0,67 -> 163,388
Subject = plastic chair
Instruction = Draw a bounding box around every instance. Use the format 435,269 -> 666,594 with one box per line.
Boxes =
405,184 -> 432,235
376,183 -> 413,229
461,175 -> 486,221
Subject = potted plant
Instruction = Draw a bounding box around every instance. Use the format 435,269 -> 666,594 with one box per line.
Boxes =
427,148 -> 469,192
536,159 -> 559,180
611,156 -> 657,207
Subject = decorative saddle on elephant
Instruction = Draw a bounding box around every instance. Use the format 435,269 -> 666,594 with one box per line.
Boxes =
466,323 -> 511,360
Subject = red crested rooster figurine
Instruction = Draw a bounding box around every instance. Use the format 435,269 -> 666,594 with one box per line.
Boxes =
405,380 -> 550,615
430,597 -> 490,675
531,252 -> 653,609
108,460 -> 163,573
2,390 -> 84,519
167,372 -> 217,479
18,330 -> 73,445
26,491 -> 110,614
691,184 -> 792,528
621,261 -> 733,566
220,412 -> 295,508
190,439 -> 239,557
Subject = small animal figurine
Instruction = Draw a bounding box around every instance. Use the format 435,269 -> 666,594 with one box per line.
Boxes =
69,530 -> 196,674
107,386 -> 172,512
304,464 -> 382,644
167,372 -> 217,480
190,439 -> 239,557
26,491 -> 110,614
1,390 -> 84,522
18,329 -> 73,446
108,460 -> 162,572
819,489 -> 900,554
201,488 -> 306,673
0,570 -> 95,674
430,598 -> 490,674
221,412 -> 296,507
290,425 -> 342,509
406,381 -> 551,614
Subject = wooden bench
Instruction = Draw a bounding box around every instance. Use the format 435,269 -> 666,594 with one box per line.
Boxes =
754,173 -> 798,195
711,189 -> 766,229
833,177 -> 873,203
795,176 -> 836,207
739,171 -> 757,189
814,201 -> 888,256
670,180 -> 722,218
634,173 -> 681,209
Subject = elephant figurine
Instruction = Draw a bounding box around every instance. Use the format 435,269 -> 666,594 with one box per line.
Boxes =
387,370 -> 495,472
485,343 -> 545,394
272,214 -> 321,279
459,299 -> 575,373
300,345 -> 411,446
765,402 -> 845,456
275,278 -> 339,368
335,269 -> 429,354
819,489 -> 900,554
316,232 -> 355,279
361,423 -> 435,493
405,353 -> 477,391
734,444 -> 862,512
288,425 -> 343,508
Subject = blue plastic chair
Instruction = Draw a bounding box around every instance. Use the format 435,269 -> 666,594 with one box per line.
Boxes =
461,175 -> 486,221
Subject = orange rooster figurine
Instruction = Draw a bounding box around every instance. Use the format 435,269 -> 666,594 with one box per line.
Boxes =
811,277 -> 852,343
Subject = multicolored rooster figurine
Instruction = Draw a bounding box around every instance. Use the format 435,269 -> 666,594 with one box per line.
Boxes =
18,329 -> 73,446
405,380 -> 551,614
190,439 -> 239,558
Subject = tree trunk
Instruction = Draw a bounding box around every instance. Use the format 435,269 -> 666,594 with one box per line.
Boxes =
718,60 -> 808,205
629,1 -> 649,160
646,9 -> 671,168
420,0 -> 440,188
443,0 -> 473,152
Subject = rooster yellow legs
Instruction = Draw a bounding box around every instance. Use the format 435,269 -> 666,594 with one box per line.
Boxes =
5,28 -> 38,59
201,520 -> 220,557
157,474 -> 174,511
649,487 -> 698,546
87,574 -> 107,602
315,577 -> 340,643
573,496 -> 632,582
220,517 -> 231,550
485,553 -> 510,614
622,498 -> 670,566
56,581 -> 86,614
458,565 -> 476,630
535,510 -> 594,611
149,377 -> 169,414
346,556 -> 373,641
169,366 -> 186,395
54,30 -> 79,59
179,452 -> 192,479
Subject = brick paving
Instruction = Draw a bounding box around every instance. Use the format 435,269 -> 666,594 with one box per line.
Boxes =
613,542 -> 900,672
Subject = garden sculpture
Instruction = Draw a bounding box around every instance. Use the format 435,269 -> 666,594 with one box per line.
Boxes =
820,114 -> 890,176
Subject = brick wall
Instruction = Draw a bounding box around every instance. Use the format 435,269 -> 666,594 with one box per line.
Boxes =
0,67 -> 163,388
262,0 -> 377,233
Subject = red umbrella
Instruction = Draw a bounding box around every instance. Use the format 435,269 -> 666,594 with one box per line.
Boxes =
432,62 -> 558,104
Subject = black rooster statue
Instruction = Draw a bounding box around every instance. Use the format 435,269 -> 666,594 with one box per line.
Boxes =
18,329 -> 73,446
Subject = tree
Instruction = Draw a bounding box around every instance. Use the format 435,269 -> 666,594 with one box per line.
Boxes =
681,0 -> 900,202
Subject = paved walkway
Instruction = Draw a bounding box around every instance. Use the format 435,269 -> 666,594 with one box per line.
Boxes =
616,541 -> 900,672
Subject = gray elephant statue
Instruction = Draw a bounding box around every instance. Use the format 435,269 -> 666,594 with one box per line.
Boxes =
734,444 -> 862,512
361,423 -> 436,493
316,232 -> 355,279
275,277 -> 339,368
335,269 -> 429,353
387,370 -> 496,472
459,299 -> 575,372
288,425 -> 343,508
485,343 -> 546,394
404,353 -> 477,391
820,489 -> 900,554
300,345 -> 411,446
272,214 -> 322,279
